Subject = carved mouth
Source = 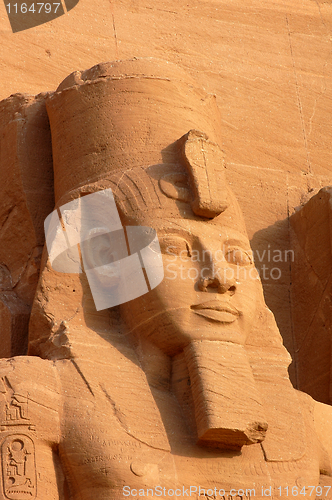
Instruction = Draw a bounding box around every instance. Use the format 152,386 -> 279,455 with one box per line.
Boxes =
190,301 -> 240,323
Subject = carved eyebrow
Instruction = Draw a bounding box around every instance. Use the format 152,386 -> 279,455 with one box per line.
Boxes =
158,225 -> 192,238
159,233 -> 192,248
160,232 -> 188,237
222,238 -> 252,250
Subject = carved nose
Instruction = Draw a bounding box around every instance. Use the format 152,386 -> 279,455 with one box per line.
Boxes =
198,275 -> 236,295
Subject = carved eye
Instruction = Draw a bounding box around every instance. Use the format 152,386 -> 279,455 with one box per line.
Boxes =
159,236 -> 191,258
224,247 -> 252,266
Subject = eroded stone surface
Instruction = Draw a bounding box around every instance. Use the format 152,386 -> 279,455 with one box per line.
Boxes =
290,187 -> 332,404
0,94 -> 54,356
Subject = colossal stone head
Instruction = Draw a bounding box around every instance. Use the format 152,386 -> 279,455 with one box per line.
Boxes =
28,59 -> 293,451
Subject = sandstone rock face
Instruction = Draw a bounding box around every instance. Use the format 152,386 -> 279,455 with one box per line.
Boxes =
0,59 -> 331,497
290,188 -> 332,404
0,94 -> 54,357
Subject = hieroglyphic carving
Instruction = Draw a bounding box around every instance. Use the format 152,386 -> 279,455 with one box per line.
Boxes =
0,377 -> 34,432
5,394 -> 28,423
0,379 -> 36,498
1,435 -> 36,499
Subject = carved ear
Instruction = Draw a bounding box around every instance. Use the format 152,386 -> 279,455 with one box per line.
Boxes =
80,227 -> 128,274
182,130 -> 228,218
159,172 -> 191,202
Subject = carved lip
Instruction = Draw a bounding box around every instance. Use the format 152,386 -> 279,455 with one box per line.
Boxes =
190,301 -> 240,323
191,300 -> 239,315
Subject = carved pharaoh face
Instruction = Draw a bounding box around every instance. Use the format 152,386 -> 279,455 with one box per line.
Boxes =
119,210 -> 260,356
114,131 -> 260,355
